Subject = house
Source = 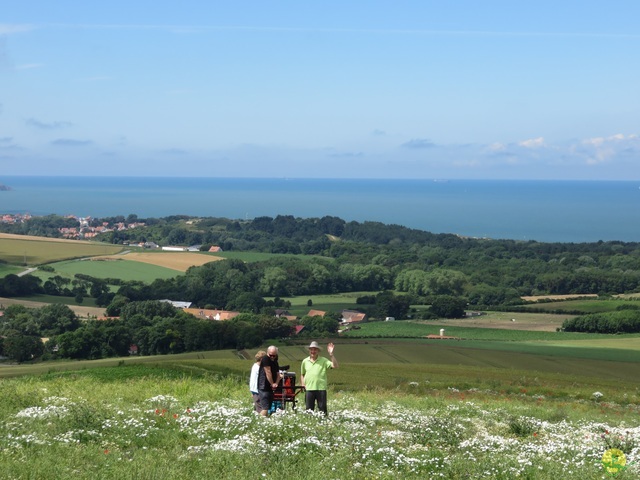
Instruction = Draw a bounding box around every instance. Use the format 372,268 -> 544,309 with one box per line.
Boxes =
188,245 -> 202,252
143,241 -> 160,249
341,310 -> 367,324
294,325 -> 305,335
307,309 -> 326,318
183,308 -> 240,321
160,300 -> 192,309
275,309 -> 298,322
162,246 -> 188,252
208,246 -> 223,253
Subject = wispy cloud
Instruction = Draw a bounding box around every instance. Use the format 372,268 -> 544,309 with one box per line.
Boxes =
27,118 -> 73,130
579,133 -> 639,165
38,23 -> 640,39
328,151 -> 363,158
15,63 -> 44,70
0,24 -> 36,35
401,138 -> 436,149
51,138 -> 92,147
161,148 -> 188,155
518,137 -> 545,148
77,75 -> 112,82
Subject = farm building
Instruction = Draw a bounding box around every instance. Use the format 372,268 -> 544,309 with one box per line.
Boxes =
341,310 -> 367,324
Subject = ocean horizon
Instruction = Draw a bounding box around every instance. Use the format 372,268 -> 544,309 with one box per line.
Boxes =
1,176 -> 639,244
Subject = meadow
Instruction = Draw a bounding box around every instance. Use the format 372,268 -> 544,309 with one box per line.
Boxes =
1,356 -> 639,479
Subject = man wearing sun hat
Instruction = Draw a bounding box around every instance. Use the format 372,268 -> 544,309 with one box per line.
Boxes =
300,341 -> 338,415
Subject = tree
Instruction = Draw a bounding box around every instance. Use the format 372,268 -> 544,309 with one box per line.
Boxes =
374,291 -> 412,320
3,334 -> 44,362
430,295 -> 467,319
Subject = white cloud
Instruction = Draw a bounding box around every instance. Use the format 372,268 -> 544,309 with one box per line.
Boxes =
576,133 -> 640,165
518,137 -> 545,148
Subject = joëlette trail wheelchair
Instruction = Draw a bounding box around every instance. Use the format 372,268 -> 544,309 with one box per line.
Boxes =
269,370 -> 306,414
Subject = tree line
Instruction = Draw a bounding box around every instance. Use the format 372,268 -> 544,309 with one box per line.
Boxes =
0,301 -> 341,362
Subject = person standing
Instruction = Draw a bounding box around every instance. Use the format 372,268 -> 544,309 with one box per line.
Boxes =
258,345 -> 282,417
249,350 -> 266,413
300,341 -> 338,415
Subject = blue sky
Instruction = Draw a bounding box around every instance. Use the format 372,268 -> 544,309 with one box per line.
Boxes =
1,1 -> 639,179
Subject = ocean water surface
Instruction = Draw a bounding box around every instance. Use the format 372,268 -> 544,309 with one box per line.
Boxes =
1,176 -> 639,243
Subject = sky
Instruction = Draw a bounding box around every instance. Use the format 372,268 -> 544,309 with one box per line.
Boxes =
1,1 -> 639,179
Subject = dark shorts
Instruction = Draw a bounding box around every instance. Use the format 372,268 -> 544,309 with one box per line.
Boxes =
259,390 -> 273,411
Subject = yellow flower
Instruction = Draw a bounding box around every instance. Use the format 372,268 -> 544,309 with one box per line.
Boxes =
602,448 -> 626,474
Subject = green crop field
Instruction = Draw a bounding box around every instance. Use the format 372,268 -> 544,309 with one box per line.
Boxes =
36,258 -> 181,283
0,236 -> 123,265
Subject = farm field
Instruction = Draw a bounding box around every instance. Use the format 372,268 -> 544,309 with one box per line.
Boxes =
429,310 -> 573,332
0,233 -> 123,265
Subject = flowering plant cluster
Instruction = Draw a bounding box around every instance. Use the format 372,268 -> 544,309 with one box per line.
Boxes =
1,384 -> 639,479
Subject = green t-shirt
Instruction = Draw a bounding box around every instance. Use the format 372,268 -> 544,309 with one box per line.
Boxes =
301,356 -> 333,390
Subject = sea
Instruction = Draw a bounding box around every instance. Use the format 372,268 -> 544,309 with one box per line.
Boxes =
1,176 -> 639,244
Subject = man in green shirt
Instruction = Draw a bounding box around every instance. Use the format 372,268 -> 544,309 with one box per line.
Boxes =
300,341 -> 338,415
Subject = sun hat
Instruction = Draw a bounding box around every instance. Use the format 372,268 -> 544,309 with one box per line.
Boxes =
308,341 -> 321,350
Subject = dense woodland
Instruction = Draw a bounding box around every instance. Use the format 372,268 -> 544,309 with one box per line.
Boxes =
2,213 -> 640,361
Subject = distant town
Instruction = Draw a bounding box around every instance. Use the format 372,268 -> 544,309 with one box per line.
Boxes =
0,213 -> 145,240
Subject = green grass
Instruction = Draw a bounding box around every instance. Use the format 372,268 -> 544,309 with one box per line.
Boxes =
35,258 -> 181,283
